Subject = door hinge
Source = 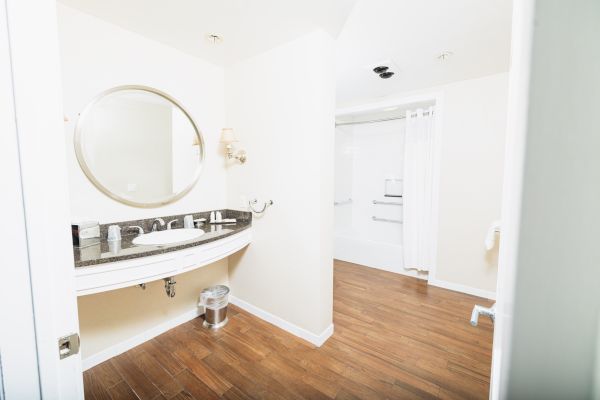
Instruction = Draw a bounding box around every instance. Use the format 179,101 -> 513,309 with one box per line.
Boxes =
58,333 -> 80,360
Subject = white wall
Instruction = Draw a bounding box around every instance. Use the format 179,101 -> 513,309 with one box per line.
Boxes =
225,30 -> 335,337
338,73 -> 508,297
78,262 -> 227,360
502,1 -> 600,397
57,4 -> 229,362
58,4 -> 226,223
433,73 -> 508,297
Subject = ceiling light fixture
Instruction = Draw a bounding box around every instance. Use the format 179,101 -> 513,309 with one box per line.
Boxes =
383,106 -> 399,112
206,34 -> 223,45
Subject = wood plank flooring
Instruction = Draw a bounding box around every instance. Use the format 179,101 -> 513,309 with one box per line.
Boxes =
84,260 -> 494,400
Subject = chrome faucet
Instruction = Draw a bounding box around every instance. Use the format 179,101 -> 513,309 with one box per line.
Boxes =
127,226 -> 144,235
151,218 -> 165,232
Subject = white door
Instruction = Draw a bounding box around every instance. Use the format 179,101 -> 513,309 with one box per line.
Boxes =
492,0 -> 600,397
1,0 -> 83,398
0,2 -> 42,397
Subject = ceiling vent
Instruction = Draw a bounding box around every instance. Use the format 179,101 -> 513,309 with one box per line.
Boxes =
373,65 -> 395,79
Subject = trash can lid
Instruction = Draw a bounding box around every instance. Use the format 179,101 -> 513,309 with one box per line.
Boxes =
200,285 -> 230,298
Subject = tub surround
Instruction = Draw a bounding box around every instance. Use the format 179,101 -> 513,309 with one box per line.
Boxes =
74,209 -> 251,268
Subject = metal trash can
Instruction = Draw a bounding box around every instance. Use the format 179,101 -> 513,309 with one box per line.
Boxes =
199,285 -> 230,329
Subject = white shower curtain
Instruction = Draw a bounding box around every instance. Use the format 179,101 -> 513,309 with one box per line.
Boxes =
403,107 -> 436,272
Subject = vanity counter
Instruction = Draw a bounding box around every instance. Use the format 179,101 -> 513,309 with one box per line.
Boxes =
74,219 -> 251,268
73,210 -> 252,296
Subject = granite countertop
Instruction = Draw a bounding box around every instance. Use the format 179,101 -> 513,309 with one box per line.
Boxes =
73,210 -> 252,268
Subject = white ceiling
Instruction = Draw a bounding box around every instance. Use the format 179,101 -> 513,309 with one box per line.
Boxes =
57,0 -> 357,66
335,0 -> 513,107
58,0 -> 512,107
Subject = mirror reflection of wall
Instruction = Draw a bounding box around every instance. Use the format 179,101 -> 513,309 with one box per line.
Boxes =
76,87 -> 204,207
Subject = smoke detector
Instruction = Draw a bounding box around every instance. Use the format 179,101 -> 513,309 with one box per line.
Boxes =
206,34 -> 223,45
437,51 -> 454,61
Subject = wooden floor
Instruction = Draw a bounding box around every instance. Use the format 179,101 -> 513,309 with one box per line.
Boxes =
83,260 -> 494,400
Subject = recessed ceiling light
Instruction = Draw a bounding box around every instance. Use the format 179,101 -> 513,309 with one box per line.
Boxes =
437,51 -> 454,61
206,34 -> 223,45
383,107 -> 399,112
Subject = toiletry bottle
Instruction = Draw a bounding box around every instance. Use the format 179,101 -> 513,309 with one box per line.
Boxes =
107,225 -> 121,241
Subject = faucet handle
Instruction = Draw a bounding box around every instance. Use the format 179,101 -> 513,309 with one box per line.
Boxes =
167,219 -> 178,230
127,226 -> 144,235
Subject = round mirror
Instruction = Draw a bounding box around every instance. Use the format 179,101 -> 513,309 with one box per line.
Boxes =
74,85 -> 204,207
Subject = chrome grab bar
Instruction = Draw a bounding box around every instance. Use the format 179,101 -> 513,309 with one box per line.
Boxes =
373,200 -> 402,206
372,216 -> 402,224
334,198 -> 352,206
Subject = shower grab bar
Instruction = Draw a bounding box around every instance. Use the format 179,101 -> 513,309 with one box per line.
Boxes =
334,198 -> 352,206
373,200 -> 402,206
372,216 -> 403,224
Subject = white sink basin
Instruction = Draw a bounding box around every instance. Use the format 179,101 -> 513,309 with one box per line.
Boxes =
132,228 -> 205,246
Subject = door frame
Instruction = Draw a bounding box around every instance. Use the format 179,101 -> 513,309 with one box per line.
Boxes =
2,0 -> 83,398
489,0 -> 535,398
335,92 -> 444,281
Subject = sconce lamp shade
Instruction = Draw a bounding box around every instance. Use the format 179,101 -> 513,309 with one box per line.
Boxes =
220,128 -> 238,144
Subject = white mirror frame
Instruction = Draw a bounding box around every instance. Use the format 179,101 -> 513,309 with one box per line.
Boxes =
74,85 -> 205,208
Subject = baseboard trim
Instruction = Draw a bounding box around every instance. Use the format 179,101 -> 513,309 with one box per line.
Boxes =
229,295 -> 334,347
81,308 -> 202,371
334,257 -> 429,281
428,278 -> 496,300
81,296 -> 335,370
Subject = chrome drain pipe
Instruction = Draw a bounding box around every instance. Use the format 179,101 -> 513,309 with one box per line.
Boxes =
163,277 -> 176,298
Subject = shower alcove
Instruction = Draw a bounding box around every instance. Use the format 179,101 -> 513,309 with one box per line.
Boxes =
334,99 -> 437,279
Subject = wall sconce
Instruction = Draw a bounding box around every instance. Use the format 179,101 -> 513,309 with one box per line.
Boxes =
220,128 -> 247,164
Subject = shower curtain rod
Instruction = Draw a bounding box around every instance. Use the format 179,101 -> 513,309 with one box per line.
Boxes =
335,111 -> 433,127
